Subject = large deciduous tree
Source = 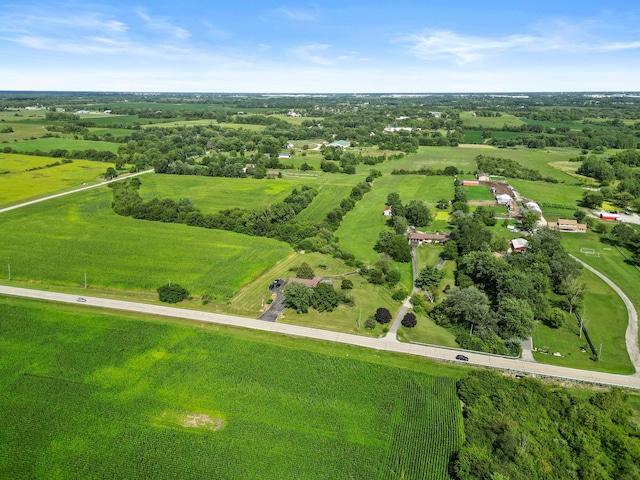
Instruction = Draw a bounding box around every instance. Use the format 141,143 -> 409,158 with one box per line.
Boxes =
283,282 -> 314,313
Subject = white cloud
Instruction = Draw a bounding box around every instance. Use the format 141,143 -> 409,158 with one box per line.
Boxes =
399,25 -> 640,64
135,9 -> 191,40
289,43 -> 334,65
277,6 -> 320,22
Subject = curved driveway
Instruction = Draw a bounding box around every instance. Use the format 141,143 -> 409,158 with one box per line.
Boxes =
1,285 -> 640,390
571,255 -> 640,376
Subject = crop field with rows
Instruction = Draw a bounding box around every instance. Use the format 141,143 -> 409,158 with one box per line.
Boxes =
0,297 -> 464,479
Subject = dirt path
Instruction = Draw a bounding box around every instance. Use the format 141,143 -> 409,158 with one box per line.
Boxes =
571,255 -> 640,376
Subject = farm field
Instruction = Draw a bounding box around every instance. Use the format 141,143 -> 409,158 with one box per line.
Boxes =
463,185 -> 494,201
459,112 -> 525,128
336,175 -> 454,263
509,178 -> 584,207
0,296 -> 464,480
141,119 -> 266,131
0,153 -> 110,207
139,174 -> 303,214
10,137 -> 120,153
295,183 -> 353,222
0,188 -> 291,299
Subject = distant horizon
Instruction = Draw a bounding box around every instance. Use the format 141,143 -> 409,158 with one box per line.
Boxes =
1,1 -> 639,92
2,90 -> 640,96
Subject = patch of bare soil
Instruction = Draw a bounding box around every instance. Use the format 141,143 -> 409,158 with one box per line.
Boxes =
458,143 -> 495,149
183,413 -> 225,431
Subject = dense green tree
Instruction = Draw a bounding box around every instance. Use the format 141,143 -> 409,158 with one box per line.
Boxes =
405,200 -> 432,227
473,206 -> 497,226
495,297 -> 534,339
401,312 -> 417,328
311,282 -> 340,312
374,307 -> 393,324
340,278 -> 353,290
573,209 -> 587,223
581,191 -> 604,209
392,215 -> 409,234
157,283 -> 189,303
450,217 -> 492,256
296,262 -> 315,279
521,212 -> 540,231
283,282 -> 314,313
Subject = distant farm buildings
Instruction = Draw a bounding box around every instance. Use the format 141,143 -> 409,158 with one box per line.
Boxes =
327,140 -> 351,148
548,219 -> 587,233
461,180 -> 479,186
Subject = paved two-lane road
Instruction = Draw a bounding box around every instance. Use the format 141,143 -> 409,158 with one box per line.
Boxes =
2,285 -> 639,390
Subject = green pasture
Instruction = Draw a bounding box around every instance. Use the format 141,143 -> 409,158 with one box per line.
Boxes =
141,120 -> 265,131
295,183 -> 353,222
463,185 -> 494,201
509,179 -> 584,206
521,118 -> 618,132
88,127 -> 135,137
336,175 -> 453,264
462,130 -> 485,144
10,137 -> 120,153
532,267 -> 633,374
272,114 -> 324,125
139,175 -> 301,214
459,112 -> 524,129
0,296 -> 464,479
0,117 -> 51,142
0,188 -> 291,299
0,154 -> 110,207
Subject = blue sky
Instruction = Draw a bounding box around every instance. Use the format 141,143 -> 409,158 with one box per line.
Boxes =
1,1 -> 639,92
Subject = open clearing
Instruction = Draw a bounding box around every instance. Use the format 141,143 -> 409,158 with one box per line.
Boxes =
0,153 -> 110,207
0,296 -> 464,480
9,137 -> 120,153
0,188 -> 291,299
139,175 -> 302,214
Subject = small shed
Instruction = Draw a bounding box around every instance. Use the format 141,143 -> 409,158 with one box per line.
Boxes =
477,173 -> 491,182
462,180 -> 479,186
383,206 -> 393,216
511,238 -> 529,251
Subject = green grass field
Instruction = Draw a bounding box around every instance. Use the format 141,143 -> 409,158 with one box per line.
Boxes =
509,179 -> 584,206
532,267 -> 633,374
10,137 -> 120,153
530,231 -> 640,373
460,112 -> 525,129
0,296 -> 464,480
463,185 -> 495,201
141,119 -> 266,131
295,183 -> 353,222
139,174 -> 300,214
0,153 -> 110,207
0,188 -> 291,299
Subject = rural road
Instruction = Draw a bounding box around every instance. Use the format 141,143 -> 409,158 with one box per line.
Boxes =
571,255 -> 640,377
0,169 -> 154,214
2,285 -> 640,390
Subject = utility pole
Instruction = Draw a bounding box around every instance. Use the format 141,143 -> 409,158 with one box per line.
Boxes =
84,272 -> 87,289
7,263 -> 10,281
357,309 -> 362,329
599,342 -> 602,360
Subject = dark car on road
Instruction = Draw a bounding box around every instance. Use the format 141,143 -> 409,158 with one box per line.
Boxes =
455,354 -> 469,361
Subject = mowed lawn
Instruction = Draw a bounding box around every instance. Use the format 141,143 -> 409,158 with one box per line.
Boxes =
0,188 -> 291,299
0,153 -> 110,207
10,137 -> 120,153
336,175 -> 454,263
138,175 -> 303,214
0,296 -> 464,480
533,267 -> 632,374
509,179 -> 584,206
